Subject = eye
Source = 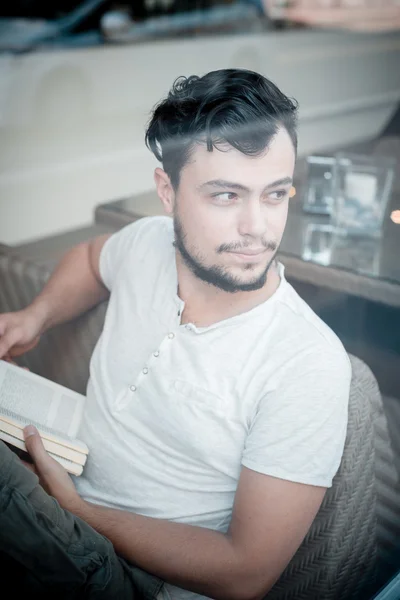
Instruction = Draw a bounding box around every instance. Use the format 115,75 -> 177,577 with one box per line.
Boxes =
211,192 -> 237,204
268,189 -> 288,203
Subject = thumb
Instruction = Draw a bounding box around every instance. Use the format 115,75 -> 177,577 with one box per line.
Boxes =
24,425 -> 53,474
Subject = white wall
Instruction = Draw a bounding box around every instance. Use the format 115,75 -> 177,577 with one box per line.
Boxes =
0,28 -> 399,244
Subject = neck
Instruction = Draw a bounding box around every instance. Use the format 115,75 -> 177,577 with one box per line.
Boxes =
176,254 -> 281,327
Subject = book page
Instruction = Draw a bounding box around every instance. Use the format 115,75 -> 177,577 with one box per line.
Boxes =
0,360 -> 85,440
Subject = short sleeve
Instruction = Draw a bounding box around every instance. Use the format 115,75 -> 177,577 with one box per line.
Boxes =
99,217 -> 154,290
241,349 -> 351,488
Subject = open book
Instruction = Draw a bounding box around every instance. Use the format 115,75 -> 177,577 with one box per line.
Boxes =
0,360 -> 88,476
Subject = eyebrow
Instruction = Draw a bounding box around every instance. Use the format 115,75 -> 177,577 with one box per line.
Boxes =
198,177 -> 293,193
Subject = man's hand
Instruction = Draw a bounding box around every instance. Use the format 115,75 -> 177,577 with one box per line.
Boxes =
23,425 -> 84,513
0,308 -> 44,359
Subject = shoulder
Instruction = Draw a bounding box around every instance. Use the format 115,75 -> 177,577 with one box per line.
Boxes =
110,215 -> 173,250
276,277 -> 350,367
252,275 -> 353,397
99,216 -> 173,289
102,215 -> 174,265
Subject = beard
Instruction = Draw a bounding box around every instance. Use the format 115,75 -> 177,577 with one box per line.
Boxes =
173,213 -> 278,294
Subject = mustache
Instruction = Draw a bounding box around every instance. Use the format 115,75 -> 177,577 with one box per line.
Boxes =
217,240 -> 278,254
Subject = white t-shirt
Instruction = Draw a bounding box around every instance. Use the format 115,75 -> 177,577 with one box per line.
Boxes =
75,216 -> 351,600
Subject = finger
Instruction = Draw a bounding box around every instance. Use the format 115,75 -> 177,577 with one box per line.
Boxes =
24,425 -> 55,475
0,316 -> 10,337
0,330 -> 20,359
0,322 -> 5,337
0,337 -> 12,360
8,336 -> 40,358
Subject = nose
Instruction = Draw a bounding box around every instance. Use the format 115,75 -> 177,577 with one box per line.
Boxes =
237,201 -> 266,239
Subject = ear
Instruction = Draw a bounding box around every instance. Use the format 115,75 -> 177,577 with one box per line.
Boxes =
154,168 -> 175,215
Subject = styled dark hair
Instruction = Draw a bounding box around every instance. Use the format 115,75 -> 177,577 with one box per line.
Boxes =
145,68 -> 298,190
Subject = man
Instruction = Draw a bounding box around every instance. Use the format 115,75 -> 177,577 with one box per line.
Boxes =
0,69 -> 351,600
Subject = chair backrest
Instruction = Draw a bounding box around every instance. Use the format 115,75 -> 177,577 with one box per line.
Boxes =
1,249 -> 399,599
267,355 -> 380,600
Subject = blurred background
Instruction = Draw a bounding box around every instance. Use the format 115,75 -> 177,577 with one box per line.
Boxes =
0,0 -> 399,243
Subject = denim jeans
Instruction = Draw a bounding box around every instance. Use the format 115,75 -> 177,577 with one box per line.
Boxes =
0,441 -> 164,599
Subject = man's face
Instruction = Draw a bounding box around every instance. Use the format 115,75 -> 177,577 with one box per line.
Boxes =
171,127 -> 296,293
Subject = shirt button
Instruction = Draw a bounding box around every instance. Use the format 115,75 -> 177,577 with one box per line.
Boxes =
168,333 -> 175,339
129,385 -> 137,392
153,351 -> 160,357
143,367 -> 148,374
